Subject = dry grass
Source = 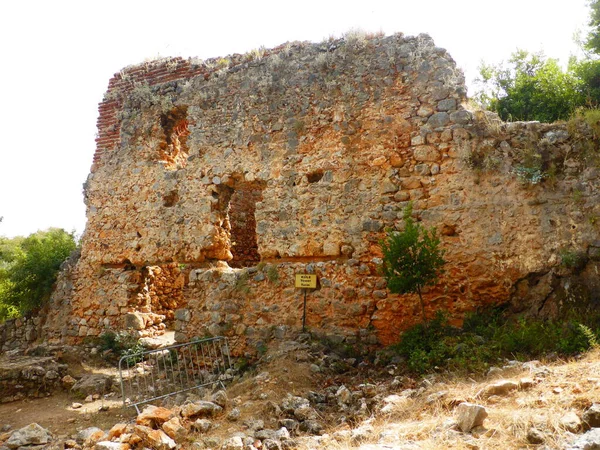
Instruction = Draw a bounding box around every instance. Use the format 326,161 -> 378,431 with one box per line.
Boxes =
297,349 -> 600,449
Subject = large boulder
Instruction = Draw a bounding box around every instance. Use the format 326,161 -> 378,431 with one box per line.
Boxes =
567,428 -> 600,449
584,404 -> 600,429
180,401 -> 222,418
456,403 -> 488,433
71,373 -> 113,397
6,423 -> 53,449
136,405 -> 174,428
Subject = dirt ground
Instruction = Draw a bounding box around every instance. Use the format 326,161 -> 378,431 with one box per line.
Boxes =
3,341 -> 600,449
0,392 -> 136,437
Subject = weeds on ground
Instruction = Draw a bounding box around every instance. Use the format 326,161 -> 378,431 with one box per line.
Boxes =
393,307 -> 600,375
94,330 -> 147,363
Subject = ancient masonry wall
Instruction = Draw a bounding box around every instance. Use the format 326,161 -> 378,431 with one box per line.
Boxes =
33,33 -> 600,353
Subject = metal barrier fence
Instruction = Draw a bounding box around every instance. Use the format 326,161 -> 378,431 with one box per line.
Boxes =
118,336 -> 232,413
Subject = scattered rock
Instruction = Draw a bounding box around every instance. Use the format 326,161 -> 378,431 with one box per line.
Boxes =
561,411 -> 583,433
527,427 -> 545,445
211,390 -> 228,408
161,417 -> 186,441
477,380 -> 518,398
456,403 -> 488,433
281,396 -> 309,413
425,391 -> 447,404
336,385 -> 352,405
274,427 -> 290,441
75,427 -> 104,445
380,394 -> 410,414
244,419 -> 265,431
567,428 -> 600,449
351,424 -> 374,444
293,405 -> 318,421
134,425 -> 176,450
64,439 -> 79,448
190,419 -> 212,433
255,429 -> 277,441
94,442 -> 130,450
299,420 -> 323,435
61,375 -> 77,388
279,419 -> 299,434
107,424 -> 128,440
306,391 -> 326,404
71,374 -> 113,397
227,408 -> 241,421
180,401 -> 222,418
222,436 -> 244,449
263,438 -> 282,449
518,378 -> 535,390
136,405 -> 174,427
583,403 -> 600,429
6,423 -> 53,449
71,402 -> 83,409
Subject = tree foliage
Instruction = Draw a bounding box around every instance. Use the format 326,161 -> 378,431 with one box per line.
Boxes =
474,0 -> 600,123
475,50 -> 584,122
587,0 -> 600,54
380,204 -> 446,321
0,228 -> 77,320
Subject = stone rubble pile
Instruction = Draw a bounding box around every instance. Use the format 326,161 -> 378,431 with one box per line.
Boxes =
0,354 -> 68,403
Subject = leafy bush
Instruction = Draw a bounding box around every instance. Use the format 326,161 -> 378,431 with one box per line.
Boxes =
394,311 -> 454,373
96,330 -> 146,363
393,307 -> 600,375
0,229 -> 77,320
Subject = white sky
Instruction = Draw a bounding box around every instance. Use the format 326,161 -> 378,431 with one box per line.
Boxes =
0,0 -> 591,238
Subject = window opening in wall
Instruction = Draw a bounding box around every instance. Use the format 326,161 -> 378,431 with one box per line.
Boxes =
219,182 -> 264,268
212,180 -> 265,268
229,184 -> 264,267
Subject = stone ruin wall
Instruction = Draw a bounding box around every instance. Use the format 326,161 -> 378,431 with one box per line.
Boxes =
35,33 -> 600,353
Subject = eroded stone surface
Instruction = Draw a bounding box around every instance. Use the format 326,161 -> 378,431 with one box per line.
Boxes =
23,32 -> 600,352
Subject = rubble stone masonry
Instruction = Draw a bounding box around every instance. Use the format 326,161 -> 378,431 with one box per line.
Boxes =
34,32 -> 600,352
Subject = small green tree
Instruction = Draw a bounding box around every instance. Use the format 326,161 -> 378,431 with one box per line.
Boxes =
380,204 -> 446,322
0,228 -> 77,320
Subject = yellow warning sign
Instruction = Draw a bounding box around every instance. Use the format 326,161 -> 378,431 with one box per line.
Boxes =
295,274 -> 317,289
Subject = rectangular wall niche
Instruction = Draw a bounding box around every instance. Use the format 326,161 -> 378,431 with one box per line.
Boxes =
228,183 -> 264,268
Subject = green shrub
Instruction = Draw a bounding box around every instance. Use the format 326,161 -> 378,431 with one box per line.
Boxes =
394,312 -> 454,373
96,330 -> 146,363
393,307 -> 600,375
